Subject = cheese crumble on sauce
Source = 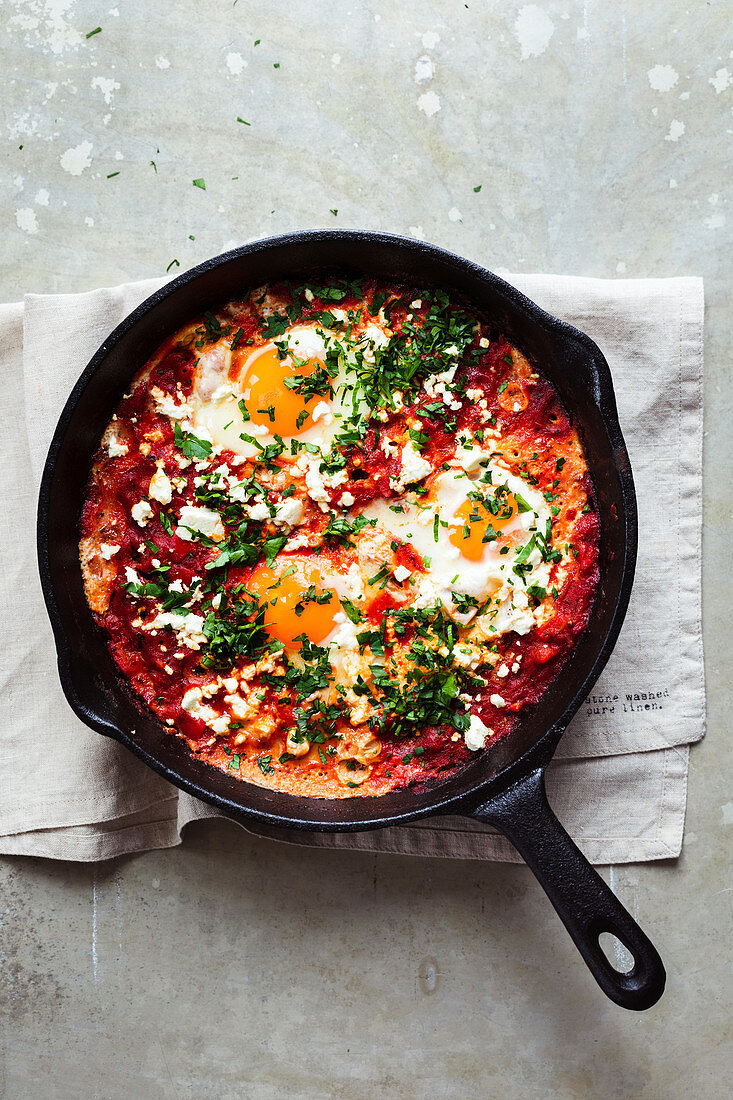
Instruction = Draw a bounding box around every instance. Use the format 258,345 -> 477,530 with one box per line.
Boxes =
79,278 -> 599,798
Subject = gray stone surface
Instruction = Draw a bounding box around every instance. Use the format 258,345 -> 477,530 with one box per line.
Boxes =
2,0 -> 731,1097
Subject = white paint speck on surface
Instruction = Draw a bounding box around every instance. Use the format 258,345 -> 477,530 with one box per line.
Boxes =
679,90 -> 690,101
60,140 -> 93,175
665,119 -> 685,142
414,55 -> 434,84
408,225 -> 425,239
417,90 -> 441,117
155,56 -> 170,69
226,52 -> 246,76
709,67 -> 732,94
647,64 -> 679,92
15,208 -> 38,234
91,76 -> 120,105
84,216 -> 95,227
704,211 -> 726,230
17,0 -> 82,55
515,5 -> 554,60
670,178 -> 678,188
34,188 -> 50,206
448,207 -> 462,223
721,801 -> 733,825
616,261 -> 627,274
331,53 -> 341,67
422,31 -> 440,50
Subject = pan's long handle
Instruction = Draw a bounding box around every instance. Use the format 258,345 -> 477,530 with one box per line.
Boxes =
471,768 -> 666,1010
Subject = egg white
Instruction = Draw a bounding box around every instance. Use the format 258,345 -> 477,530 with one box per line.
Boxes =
188,322 -> 374,459
362,451 -> 552,634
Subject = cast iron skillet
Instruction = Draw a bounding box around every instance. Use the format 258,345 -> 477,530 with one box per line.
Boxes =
38,230 -> 665,1010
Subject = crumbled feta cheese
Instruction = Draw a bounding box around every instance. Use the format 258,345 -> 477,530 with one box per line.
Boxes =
175,506 -> 225,542
452,445 -> 490,477
311,401 -> 333,425
182,687 -> 202,711
304,287 -> 314,302
490,693 -> 506,708
452,644 -> 483,671
392,441 -> 432,490
393,565 -> 412,584
131,500 -> 153,527
340,492 -> 355,507
100,543 -> 120,560
293,454 -> 347,512
479,337 -> 490,348
344,563 -> 366,598
181,685 -> 224,728
210,384 -> 235,404
149,611 -> 206,650
225,692 -> 258,722
496,664 -> 510,678
304,461 -> 330,508
274,498 -> 304,528
244,501 -> 272,522
107,438 -> 128,458
151,386 -> 192,421
149,467 -> 173,504
423,363 -> 458,399
124,566 -> 141,586
410,299 -> 422,309
465,713 -> 491,751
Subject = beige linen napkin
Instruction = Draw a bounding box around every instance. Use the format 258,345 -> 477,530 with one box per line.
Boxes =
0,273 -> 704,863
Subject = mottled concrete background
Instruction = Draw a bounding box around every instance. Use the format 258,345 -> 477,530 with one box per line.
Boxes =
2,1 -> 732,1097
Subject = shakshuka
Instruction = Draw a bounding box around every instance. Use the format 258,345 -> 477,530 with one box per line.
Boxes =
80,277 -> 599,797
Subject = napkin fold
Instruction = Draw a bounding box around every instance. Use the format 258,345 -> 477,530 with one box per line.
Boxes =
0,273 -> 705,863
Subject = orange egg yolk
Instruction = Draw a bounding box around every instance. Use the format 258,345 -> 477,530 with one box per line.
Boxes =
449,493 -> 518,561
240,344 -> 326,437
248,562 -> 338,647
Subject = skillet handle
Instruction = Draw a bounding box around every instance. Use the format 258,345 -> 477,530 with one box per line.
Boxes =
471,767 -> 665,1010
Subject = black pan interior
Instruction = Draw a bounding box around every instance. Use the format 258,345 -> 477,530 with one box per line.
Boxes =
38,231 -> 636,831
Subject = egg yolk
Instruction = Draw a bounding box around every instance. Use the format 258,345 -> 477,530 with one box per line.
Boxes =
248,562 -> 338,646
449,492 -> 518,561
240,344 -> 326,437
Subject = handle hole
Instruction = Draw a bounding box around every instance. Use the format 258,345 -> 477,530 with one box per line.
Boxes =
598,931 -> 635,975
